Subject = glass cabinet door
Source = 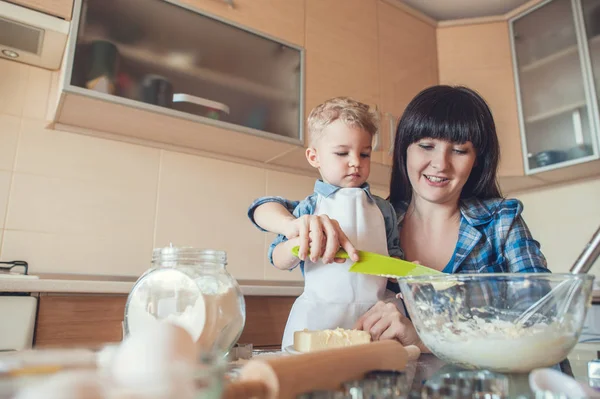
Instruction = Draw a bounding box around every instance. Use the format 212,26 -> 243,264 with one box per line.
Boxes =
511,0 -> 598,172
581,0 -> 600,115
70,0 -> 303,141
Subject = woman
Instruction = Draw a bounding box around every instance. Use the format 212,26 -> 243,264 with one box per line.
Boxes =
248,85 -> 549,351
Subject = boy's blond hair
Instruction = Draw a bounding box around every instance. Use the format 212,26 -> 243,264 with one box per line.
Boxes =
307,97 -> 379,146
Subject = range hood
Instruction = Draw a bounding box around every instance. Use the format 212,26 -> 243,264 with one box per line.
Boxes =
0,1 -> 69,70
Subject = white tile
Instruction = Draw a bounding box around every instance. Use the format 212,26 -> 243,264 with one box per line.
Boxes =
155,151 -> 267,281
518,178 -> 600,274
16,120 -> 160,188
0,171 -> 10,228
0,115 -> 20,171
0,59 -> 28,116
263,170 -> 315,282
1,230 -> 151,276
0,229 -> 3,258
22,67 -> 52,120
6,172 -> 157,240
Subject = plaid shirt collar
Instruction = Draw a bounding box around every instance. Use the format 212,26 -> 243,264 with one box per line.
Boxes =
396,197 -> 499,227
396,197 -> 503,272
314,180 -> 375,202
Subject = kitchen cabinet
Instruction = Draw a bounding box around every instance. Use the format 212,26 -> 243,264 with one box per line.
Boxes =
9,0 -> 73,20
34,295 -> 126,348
269,0 -> 436,185
582,0 -> 600,105
177,0 -> 305,47
378,0 -> 438,166
438,21 -> 526,179
304,0 -> 383,163
437,8 -> 600,193
32,294 -> 295,349
511,0 -> 600,174
51,0 -> 305,166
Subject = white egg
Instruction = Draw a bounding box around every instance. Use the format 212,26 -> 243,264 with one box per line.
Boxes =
110,323 -> 197,399
14,370 -> 106,399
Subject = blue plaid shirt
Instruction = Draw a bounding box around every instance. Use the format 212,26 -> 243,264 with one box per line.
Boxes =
250,180 -> 403,273
248,194 -> 549,275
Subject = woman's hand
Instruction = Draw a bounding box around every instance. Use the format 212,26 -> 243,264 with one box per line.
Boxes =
284,214 -> 359,264
354,301 -> 430,353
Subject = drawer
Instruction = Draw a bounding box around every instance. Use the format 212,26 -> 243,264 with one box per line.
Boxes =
34,295 -> 127,348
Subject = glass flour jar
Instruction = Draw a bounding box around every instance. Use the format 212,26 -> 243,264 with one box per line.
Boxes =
124,247 -> 246,356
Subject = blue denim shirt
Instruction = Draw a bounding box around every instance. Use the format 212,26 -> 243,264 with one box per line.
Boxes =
249,180 -> 403,273
248,193 -> 549,275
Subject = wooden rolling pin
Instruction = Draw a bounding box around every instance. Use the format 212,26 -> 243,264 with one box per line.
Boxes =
223,341 -> 420,399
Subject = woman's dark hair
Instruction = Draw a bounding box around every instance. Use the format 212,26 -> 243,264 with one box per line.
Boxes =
389,85 -> 502,207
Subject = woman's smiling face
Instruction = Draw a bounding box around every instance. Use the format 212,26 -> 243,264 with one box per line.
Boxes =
406,138 -> 477,205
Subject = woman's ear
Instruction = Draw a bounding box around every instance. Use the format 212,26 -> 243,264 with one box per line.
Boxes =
306,147 -> 320,168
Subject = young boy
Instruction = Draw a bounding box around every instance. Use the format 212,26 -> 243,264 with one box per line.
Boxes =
256,97 -> 402,349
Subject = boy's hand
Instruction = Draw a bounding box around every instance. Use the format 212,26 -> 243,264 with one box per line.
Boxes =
285,214 -> 359,263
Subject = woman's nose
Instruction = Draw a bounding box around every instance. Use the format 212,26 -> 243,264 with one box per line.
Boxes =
431,150 -> 449,170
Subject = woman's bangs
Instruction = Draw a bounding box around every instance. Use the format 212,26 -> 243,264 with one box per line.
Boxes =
407,93 -> 487,150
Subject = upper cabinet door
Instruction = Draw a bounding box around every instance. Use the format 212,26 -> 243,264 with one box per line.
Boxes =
178,0 -> 306,47
438,22 -> 524,178
305,0 -> 379,113
581,0 -> 600,121
56,0 -> 305,163
378,1 -> 438,166
511,0 -> 599,173
305,0 -> 380,161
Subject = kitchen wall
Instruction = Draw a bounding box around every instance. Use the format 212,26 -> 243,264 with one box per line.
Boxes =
0,58 -> 339,281
514,178 -> 600,275
0,57 -> 597,279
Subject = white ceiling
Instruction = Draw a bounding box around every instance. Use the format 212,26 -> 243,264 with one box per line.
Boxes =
401,0 -> 532,21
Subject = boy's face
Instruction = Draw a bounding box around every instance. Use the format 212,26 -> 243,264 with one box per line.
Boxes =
305,120 -> 373,188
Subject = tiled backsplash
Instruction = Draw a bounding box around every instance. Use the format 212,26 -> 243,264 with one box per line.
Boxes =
0,58 -> 328,281
1,58 -> 598,279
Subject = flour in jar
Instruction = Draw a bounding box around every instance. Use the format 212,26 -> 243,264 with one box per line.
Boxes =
419,316 -> 577,372
195,278 -> 244,353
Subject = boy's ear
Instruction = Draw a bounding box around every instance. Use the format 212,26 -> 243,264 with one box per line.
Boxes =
305,147 -> 320,168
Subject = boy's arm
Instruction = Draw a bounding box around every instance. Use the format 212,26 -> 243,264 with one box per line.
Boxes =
254,202 -> 299,238
272,237 -> 303,270
248,196 -> 300,234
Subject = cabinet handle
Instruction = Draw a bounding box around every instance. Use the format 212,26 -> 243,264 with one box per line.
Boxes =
388,113 -> 396,156
373,130 -> 380,151
372,104 -> 381,151
223,0 -> 235,8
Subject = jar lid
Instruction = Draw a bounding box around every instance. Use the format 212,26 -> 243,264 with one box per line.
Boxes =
152,247 -> 227,264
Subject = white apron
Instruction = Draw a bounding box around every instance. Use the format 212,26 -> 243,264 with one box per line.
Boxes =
281,188 -> 389,349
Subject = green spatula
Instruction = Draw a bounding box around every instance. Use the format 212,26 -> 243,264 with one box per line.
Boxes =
291,246 -> 442,278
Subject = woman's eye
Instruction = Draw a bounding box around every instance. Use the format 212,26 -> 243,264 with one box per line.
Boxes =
453,148 -> 468,155
418,144 -> 433,150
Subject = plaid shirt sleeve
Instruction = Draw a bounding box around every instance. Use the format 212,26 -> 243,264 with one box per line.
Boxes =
503,201 -> 549,274
247,196 -> 300,232
267,195 -> 317,269
499,200 -> 551,311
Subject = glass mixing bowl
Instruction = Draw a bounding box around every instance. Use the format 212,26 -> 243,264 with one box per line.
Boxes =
398,273 -> 594,373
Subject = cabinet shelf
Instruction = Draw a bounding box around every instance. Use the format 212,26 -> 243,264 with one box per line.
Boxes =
520,34 -> 600,73
525,101 -> 587,124
81,37 -> 299,105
